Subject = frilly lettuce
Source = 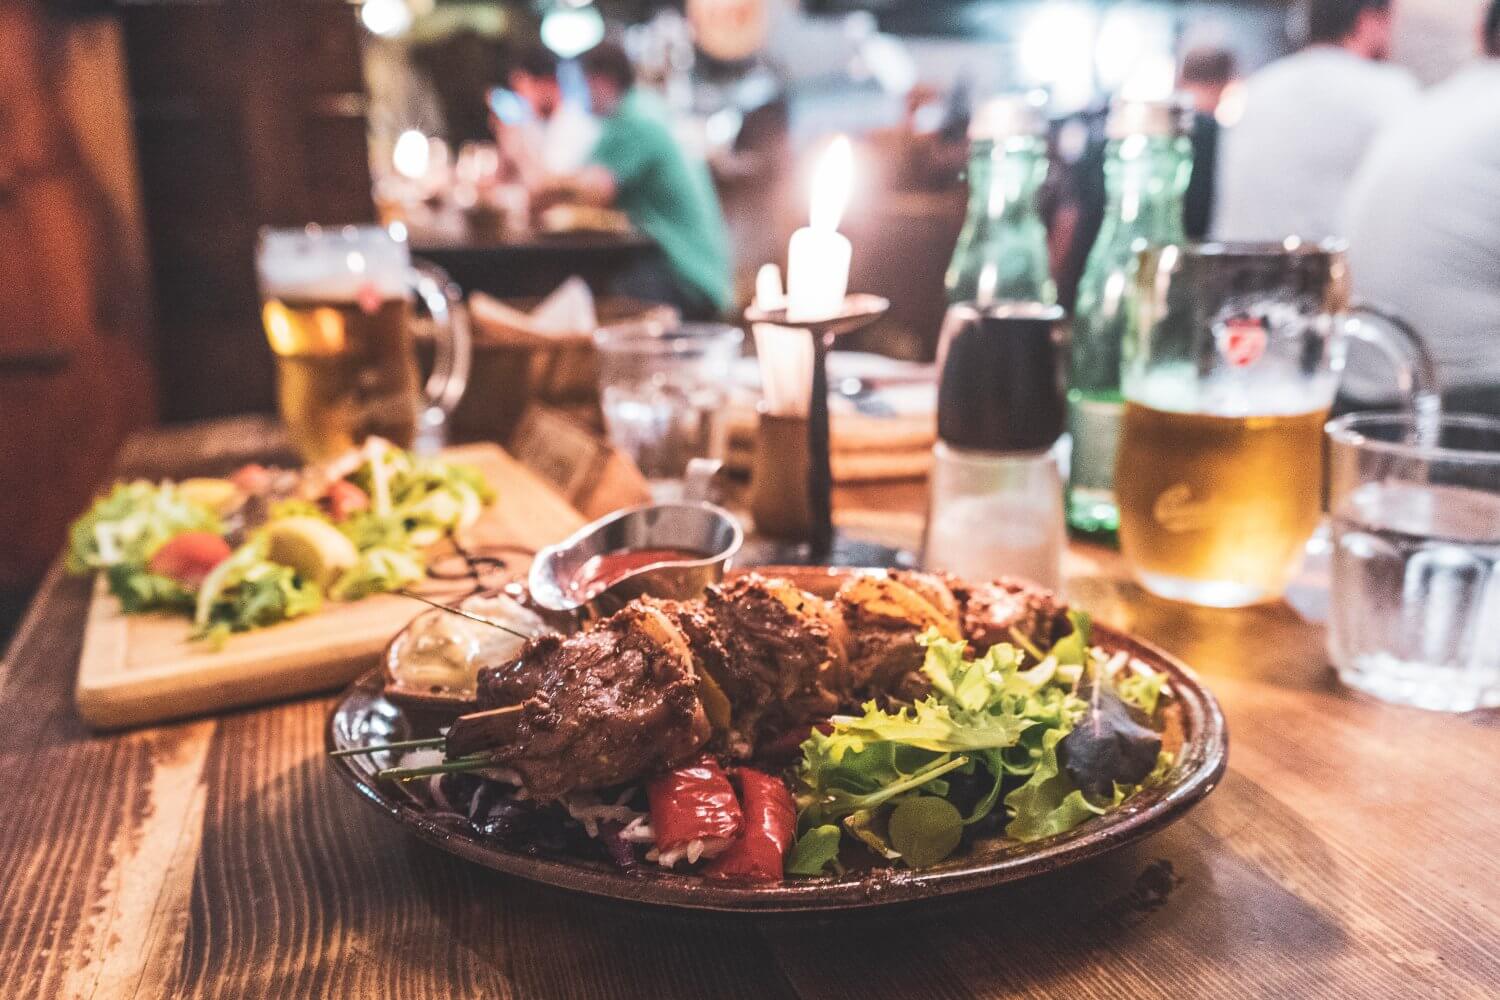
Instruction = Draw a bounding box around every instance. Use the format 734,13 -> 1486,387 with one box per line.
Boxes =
1006,728 -> 1173,843
193,537 -> 321,642
106,564 -> 195,613
67,482 -> 221,574
330,547 -> 425,601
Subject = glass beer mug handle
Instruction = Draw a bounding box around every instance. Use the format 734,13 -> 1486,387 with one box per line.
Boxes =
1346,300 -> 1442,426
409,260 -> 471,451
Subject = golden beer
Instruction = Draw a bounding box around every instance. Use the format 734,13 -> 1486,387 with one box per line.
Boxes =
261,296 -> 421,461
1116,400 -> 1327,606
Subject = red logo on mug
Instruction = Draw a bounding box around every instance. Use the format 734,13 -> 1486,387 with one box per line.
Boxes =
1220,318 -> 1268,367
356,281 -> 384,315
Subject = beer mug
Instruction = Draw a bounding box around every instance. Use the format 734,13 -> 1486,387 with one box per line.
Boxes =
1116,240 -> 1438,607
256,225 -> 471,461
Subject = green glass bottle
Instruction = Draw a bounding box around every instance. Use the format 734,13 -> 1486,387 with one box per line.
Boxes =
1066,100 -> 1193,542
945,96 -> 1056,307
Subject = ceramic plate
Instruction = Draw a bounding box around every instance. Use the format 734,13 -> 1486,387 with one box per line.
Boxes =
327,568 -> 1228,913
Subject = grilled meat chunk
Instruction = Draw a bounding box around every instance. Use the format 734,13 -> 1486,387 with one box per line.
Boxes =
463,603 -> 710,800
837,571 -> 963,702
700,575 -> 846,750
950,576 -> 1073,651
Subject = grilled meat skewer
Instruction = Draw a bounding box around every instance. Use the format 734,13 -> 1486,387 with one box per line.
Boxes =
459,603 -> 711,800
429,572 -> 1073,801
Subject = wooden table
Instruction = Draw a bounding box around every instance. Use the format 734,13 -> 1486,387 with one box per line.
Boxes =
5,420 -> 1500,999
405,213 -> 657,300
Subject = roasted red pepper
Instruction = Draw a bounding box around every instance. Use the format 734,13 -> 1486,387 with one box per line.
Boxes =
705,768 -> 797,883
647,755 -> 742,856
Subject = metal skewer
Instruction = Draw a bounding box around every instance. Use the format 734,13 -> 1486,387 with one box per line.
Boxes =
329,736 -> 446,758
397,589 -> 534,640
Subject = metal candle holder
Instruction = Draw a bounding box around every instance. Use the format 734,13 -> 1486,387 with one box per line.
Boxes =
744,293 -> 894,563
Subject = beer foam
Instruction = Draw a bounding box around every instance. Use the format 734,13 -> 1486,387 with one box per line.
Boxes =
258,227 -> 409,301
1127,364 -> 1336,418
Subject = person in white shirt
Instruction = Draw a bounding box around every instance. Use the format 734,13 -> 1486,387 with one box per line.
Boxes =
1213,0 -> 1418,243
495,45 -> 599,182
1341,1 -> 1500,411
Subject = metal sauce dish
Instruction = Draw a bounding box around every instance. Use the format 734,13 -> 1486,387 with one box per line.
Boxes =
528,502 -> 744,618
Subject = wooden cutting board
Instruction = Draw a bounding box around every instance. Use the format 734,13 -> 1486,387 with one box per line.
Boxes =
74,443 -> 584,730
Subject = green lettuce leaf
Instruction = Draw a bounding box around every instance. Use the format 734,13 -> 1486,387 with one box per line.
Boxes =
192,537 -> 322,640
1049,610 -> 1093,667
1115,669 -> 1168,717
786,825 -> 843,875
105,563 -> 195,613
330,546 -> 426,601
1004,728 -> 1105,842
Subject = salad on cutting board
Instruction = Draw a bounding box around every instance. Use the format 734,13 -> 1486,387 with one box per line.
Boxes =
67,439 -> 495,646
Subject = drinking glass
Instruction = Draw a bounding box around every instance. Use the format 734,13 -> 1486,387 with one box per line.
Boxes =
1327,413 -> 1500,711
257,225 -> 470,461
594,322 -> 743,498
1116,240 -> 1438,607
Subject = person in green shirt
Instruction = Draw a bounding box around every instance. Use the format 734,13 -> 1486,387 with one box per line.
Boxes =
547,42 -> 732,320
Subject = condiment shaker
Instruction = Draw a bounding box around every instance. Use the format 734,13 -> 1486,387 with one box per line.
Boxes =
922,303 -> 1067,589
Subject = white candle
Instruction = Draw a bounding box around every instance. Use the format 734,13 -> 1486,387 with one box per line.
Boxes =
754,263 -> 786,311
785,136 -> 853,324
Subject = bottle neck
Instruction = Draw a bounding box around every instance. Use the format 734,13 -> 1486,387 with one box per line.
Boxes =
948,136 -> 1056,305
963,137 -> 1048,223
1097,134 -> 1191,247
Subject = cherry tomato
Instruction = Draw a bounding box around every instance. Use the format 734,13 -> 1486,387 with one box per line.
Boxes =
148,532 -> 233,588
229,464 -> 272,494
323,479 -> 370,521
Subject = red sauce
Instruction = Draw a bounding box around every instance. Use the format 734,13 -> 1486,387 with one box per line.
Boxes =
567,547 -> 709,601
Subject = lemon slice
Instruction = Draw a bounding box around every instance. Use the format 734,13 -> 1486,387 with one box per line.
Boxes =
265,517 -> 358,589
177,477 -> 241,514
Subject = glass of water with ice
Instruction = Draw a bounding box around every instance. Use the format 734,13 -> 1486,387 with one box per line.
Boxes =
1327,413 -> 1500,711
594,322 -> 743,499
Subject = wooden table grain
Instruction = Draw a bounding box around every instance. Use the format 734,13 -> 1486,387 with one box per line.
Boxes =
5,419 -> 1500,999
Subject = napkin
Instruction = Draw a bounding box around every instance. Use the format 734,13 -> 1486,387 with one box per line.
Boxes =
469,278 -> 598,342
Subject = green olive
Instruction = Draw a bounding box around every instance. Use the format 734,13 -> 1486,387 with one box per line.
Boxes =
888,796 -> 963,868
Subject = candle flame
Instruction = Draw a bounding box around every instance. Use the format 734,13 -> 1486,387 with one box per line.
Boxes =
809,135 -> 853,233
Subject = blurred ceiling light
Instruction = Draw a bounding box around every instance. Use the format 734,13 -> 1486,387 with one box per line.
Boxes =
392,129 -> 430,181
361,0 -> 413,38
541,3 -> 606,59
1119,53 -> 1177,102
1094,6 -> 1149,91
1020,3 -> 1098,112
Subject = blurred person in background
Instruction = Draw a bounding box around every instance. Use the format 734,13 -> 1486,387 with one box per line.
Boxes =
1213,0 -> 1417,242
494,44 -> 598,183
1341,0 -> 1500,413
541,42 -> 731,320
1178,46 -> 1238,239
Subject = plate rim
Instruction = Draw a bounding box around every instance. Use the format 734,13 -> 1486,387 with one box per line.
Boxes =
328,577 -> 1229,913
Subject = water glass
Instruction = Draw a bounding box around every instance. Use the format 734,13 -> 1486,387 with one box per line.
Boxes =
1327,413 -> 1500,711
594,323 -> 743,498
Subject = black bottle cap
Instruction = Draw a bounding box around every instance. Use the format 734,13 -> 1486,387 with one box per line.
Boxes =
935,302 -> 1066,453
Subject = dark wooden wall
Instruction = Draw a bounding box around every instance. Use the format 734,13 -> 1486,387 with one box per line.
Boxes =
0,5 -> 156,594
123,0 -> 376,422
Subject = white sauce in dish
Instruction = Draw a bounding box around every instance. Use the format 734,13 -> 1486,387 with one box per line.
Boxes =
389,593 -> 550,697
